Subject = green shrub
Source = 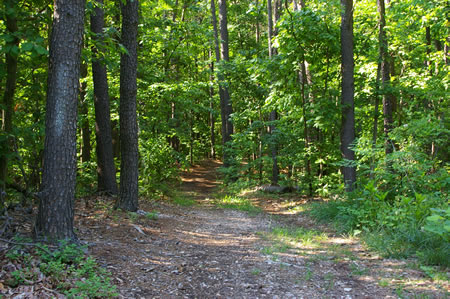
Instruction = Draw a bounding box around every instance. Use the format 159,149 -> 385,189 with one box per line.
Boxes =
4,239 -> 118,297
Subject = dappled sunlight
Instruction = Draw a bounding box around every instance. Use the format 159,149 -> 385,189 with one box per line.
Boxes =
67,163 -> 449,298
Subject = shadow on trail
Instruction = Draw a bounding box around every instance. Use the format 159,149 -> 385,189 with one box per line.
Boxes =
180,159 -> 223,197
84,159 -> 447,298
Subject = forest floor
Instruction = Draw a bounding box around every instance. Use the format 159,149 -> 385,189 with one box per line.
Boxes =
1,159 -> 449,298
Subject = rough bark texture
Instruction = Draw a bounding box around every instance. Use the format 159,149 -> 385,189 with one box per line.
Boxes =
34,0 -> 85,241
91,0 -> 118,195
218,0 -> 234,167
116,0 -> 139,211
0,0 -> 19,203
377,0 -> 394,155
340,0 -> 356,191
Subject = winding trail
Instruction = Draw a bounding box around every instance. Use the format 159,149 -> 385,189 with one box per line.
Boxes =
80,160 -> 446,298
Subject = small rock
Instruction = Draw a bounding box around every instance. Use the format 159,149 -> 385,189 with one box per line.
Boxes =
344,288 -> 352,292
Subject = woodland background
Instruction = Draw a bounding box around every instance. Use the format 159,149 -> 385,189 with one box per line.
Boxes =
0,0 -> 448,268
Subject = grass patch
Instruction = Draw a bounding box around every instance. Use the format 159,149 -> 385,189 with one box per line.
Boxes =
215,195 -> 262,215
309,198 -> 450,268
258,226 -> 328,261
269,226 -> 328,247
287,204 -> 311,213
172,195 -> 197,207
304,269 -> 313,281
146,211 -> 159,220
350,263 -> 368,276
378,279 -> 390,287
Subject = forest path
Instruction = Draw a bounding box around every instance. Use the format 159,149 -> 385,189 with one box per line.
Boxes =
82,160 -> 445,298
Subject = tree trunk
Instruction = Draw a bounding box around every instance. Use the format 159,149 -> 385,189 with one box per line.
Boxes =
209,49 -> 216,159
0,0 -> 19,207
34,0 -> 85,241
377,0 -> 394,155
340,0 -> 356,191
79,61 -> 91,163
91,0 -> 118,195
116,0 -> 139,211
267,0 -> 279,185
218,0 -> 234,167
255,0 -> 260,43
300,63 -> 312,196
372,61 -> 381,146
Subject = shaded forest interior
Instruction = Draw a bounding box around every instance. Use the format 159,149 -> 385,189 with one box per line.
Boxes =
0,0 -> 448,297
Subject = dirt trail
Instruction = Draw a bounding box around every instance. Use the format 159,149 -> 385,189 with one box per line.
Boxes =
81,160 -> 446,298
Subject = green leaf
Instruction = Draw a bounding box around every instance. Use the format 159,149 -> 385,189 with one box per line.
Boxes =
21,42 -> 34,52
34,45 -> 48,55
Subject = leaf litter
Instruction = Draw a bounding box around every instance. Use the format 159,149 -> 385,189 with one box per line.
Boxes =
1,159 -> 448,298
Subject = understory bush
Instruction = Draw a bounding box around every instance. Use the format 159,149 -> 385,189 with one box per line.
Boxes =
3,238 -> 117,297
139,134 -> 183,197
311,123 -> 449,267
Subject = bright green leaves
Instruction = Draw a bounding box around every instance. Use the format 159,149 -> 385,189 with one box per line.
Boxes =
20,39 -> 48,56
423,208 -> 450,240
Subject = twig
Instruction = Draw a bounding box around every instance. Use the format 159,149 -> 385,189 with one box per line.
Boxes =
0,238 -> 54,256
41,286 -> 63,295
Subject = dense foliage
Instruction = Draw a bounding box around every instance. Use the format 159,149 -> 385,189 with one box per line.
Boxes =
0,0 -> 448,265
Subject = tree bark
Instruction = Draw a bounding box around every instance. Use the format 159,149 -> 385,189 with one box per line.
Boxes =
377,0 -> 394,155
267,0 -> 279,185
218,0 -> 234,167
0,0 -> 19,206
34,0 -> 85,241
340,0 -> 356,191
79,61 -> 91,163
91,0 -> 118,195
116,0 -> 139,211
209,49 -> 216,159
372,61 -> 381,146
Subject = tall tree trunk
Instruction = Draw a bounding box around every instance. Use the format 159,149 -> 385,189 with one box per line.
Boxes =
34,0 -> 85,241
340,0 -> 356,191
79,61 -> 91,163
209,49 -> 216,159
0,0 -> 19,207
267,0 -> 279,185
255,0 -> 260,44
218,0 -> 234,167
300,62 -> 312,196
292,0 -> 313,195
372,61 -> 381,146
377,0 -> 394,155
91,0 -> 118,195
425,26 -> 433,77
168,0 -> 181,152
116,0 -> 139,211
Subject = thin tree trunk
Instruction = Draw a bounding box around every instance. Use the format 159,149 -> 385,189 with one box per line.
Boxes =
79,61 -> 91,163
91,0 -> 118,195
116,0 -> 139,211
300,63 -> 312,196
218,0 -> 234,167
255,0 -> 260,44
340,0 -> 356,191
372,61 -> 381,146
426,26 -> 433,77
0,0 -> 19,206
377,0 -> 394,155
267,0 -> 279,185
34,0 -> 85,241
209,49 -> 216,159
